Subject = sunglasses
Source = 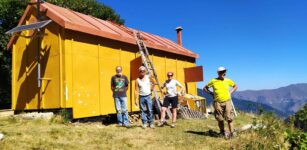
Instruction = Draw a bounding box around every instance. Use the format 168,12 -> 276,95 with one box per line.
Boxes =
140,70 -> 146,73
167,75 -> 173,77
218,71 -> 226,74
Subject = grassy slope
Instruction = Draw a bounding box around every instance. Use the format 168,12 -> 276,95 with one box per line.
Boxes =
0,112 -> 284,150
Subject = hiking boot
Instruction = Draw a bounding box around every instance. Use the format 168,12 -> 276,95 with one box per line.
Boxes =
170,124 -> 176,128
149,124 -> 155,129
142,124 -> 147,129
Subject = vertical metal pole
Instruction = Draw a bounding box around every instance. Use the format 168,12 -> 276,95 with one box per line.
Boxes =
37,29 -> 41,88
37,0 -> 41,88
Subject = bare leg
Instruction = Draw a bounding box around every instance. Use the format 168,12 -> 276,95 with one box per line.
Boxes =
218,121 -> 225,133
160,107 -> 167,122
227,120 -> 234,133
172,108 -> 177,123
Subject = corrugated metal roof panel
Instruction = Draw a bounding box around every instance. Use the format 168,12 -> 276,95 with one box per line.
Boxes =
7,1 -> 199,58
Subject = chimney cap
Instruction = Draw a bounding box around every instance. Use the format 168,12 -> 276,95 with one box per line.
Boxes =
176,26 -> 183,31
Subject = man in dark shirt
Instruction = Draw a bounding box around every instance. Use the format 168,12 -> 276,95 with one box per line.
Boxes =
111,66 -> 130,128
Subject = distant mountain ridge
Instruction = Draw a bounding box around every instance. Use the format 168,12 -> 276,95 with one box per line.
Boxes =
197,89 -> 288,117
233,83 -> 307,114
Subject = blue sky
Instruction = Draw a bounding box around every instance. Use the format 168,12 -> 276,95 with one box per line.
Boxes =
99,0 -> 307,91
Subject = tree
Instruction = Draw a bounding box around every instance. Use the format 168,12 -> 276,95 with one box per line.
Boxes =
294,104 -> 307,131
0,0 -> 26,109
0,0 -> 124,109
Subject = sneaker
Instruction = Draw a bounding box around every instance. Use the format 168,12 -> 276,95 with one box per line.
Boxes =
117,124 -> 123,127
170,124 -> 176,128
142,124 -> 147,129
149,124 -> 155,129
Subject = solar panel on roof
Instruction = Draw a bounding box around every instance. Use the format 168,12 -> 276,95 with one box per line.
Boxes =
5,20 -> 52,34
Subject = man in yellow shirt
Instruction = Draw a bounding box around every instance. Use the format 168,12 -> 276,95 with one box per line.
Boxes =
203,67 -> 238,138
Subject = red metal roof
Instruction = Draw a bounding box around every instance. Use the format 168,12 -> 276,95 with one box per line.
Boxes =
7,1 -> 199,58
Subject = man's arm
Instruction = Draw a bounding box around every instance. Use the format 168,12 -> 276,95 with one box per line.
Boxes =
111,76 -> 115,92
203,85 -> 214,96
125,76 -> 129,91
230,84 -> 238,95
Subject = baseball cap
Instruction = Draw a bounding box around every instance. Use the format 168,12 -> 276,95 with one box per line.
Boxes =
217,67 -> 227,72
139,66 -> 146,71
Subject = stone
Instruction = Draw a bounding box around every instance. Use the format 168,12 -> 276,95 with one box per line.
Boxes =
241,124 -> 253,131
0,133 -> 4,141
17,112 -> 54,120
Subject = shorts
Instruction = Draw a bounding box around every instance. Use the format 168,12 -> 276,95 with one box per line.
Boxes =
213,100 -> 234,122
162,96 -> 178,109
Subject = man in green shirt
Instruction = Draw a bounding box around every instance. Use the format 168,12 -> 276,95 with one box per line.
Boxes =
203,67 -> 238,138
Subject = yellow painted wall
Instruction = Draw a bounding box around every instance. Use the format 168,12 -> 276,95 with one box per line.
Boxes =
12,29 -> 28,110
186,62 -> 197,94
12,9 -> 61,110
39,22 -> 61,109
152,55 -> 166,97
71,41 -> 100,118
99,45 -> 120,115
63,32 -> 73,108
176,59 -> 187,85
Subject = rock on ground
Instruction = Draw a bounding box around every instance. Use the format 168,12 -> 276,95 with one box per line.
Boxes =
240,124 -> 253,131
0,133 -> 4,141
17,112 -> 54,120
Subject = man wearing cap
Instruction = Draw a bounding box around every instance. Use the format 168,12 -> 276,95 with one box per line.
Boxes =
203,67 -> 238,138
111,66 -> 131,128
158,72 -> 184,128
135,66 -> 156,129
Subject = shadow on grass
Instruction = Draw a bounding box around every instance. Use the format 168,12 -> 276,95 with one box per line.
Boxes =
72,115 -> 118,126
185,130 -> 221,138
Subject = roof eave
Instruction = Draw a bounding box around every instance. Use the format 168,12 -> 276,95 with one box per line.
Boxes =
7,2 -> 199,59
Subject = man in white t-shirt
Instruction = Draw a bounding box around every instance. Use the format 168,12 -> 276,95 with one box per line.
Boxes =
158,72 -> 184,128
135,66 -> 156,129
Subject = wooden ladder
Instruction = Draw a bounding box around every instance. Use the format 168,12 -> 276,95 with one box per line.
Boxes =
133,31 -> 172,120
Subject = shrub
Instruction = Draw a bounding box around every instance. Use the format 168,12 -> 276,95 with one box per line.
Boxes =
241,112 -> 287,149
285,130 -> 307,150
50,109 -> 71,124
294,104 -> 307,131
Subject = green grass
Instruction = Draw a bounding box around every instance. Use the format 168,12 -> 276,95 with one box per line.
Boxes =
0,112 -> 289,150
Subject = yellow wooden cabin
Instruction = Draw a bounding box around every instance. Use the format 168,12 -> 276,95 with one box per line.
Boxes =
7,2 -> 200,118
